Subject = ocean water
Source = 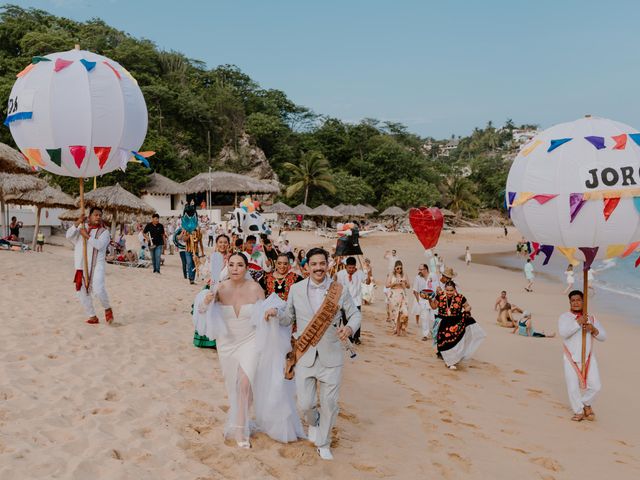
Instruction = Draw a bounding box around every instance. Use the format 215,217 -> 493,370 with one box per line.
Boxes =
475,250 -> 639,324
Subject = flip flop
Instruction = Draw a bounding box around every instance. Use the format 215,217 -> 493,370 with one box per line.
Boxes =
105,308 -> 114,325
86,317 -> 99,325
571,413 -> 585,422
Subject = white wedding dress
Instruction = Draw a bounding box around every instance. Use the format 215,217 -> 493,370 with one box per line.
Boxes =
193,292 -> 304,444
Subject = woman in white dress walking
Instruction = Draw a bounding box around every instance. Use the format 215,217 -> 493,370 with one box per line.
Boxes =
194,252 -> 303,448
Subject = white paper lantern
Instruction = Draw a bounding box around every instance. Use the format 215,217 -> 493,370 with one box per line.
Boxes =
5,48 -> 148,178
506,116 -> 640,264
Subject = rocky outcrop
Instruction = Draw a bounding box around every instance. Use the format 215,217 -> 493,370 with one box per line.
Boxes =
216,133 -> 279,183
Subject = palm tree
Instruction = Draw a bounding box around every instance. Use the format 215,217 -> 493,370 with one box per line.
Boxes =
443,174 -> 479,216
283,151 -> 335,205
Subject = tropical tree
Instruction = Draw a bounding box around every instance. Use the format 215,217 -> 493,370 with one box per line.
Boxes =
283,151 -> 335,205
442,174 -> 480,217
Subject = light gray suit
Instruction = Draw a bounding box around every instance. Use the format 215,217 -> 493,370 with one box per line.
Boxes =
281,277 -> 361,448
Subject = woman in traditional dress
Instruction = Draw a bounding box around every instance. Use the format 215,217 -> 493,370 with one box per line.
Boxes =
259,253 -> 303,301
193,234 -> 230,348
193,252 -> 303,448
429,280 -> 486,370
386,260 -> 410,336
361,258 -> 375,305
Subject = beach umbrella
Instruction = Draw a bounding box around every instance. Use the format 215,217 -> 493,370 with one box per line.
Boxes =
80,183 -> 154,237
0,172 -> 48,238
291,203 -> 314,216
262,201 -> 293,214
362,204 -> 378,214
506,115 -> 640,373
5,46 -> 149,284
6,184 -> 75,249
380,206 -> 405,216
310,204 -> 342,228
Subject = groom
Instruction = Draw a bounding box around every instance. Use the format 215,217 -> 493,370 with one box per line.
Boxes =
280,247 -> 361,460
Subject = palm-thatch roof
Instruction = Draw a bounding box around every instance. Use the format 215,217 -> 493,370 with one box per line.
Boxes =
310,204 -> 342,217
80,183 -> 155,215
0,172 -> 48,198
291,203 -> 314,215
0,142 -> 32,174
6,184 -> 75,209
182,171 -> 280,194
336,204 -> 365,217
263,201 -> 294,214
362,204 -> 378,214
381,206 -> 405,216
140,172 -> 187,195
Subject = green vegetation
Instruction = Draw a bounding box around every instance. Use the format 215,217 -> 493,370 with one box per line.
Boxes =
0,5 -> 535,217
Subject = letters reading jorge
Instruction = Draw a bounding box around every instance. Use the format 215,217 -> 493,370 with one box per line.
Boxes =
585,166 -> 639,189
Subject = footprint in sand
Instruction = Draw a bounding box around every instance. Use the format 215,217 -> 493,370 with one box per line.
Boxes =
448,452 -> 472,473
513,369 -> 527,375
338,411 -> 360,424
104,391 -> 119,401
531,457 -> 564,472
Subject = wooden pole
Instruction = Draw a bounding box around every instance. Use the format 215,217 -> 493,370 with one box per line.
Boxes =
581,267 -> 589,377
79,178 -> 89,287
31,206 -> 41,250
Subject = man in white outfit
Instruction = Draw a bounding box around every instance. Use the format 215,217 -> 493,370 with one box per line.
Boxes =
280,247 -> 361,460
66,207 -> 112,324
558,290 -> 606,421
335,256 -> 365,344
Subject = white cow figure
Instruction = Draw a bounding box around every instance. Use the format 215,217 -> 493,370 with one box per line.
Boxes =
231,207 -> 271,239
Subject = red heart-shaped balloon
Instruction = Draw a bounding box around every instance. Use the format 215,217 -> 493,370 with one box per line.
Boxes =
409,207 -> 444,250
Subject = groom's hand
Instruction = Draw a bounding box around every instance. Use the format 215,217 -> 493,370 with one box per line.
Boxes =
337,326 -> 352,341
264,308 -> 278,321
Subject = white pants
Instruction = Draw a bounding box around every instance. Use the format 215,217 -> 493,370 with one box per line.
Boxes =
563,355 -> 601,414
295,354 -> 343,449
420,305 -> 434,338
76,272 -> 110,317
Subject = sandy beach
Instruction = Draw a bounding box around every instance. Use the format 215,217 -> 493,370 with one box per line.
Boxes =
1,227 -> 638,479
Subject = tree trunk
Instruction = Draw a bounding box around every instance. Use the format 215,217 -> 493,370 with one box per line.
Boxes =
31,206 -> 42,250
0,198 -> 5,238
110,211 -> 118,240
304,185 -> 309,205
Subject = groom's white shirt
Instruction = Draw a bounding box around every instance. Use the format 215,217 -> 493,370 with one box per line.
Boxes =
281,276 -> 361,368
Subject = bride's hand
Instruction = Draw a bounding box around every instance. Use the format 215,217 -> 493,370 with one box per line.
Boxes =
264,308 -> 278,321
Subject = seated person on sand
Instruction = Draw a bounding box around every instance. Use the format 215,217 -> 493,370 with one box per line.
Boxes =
125,249 -> 138,264
495,291 -> 521,327
512,311 -> 555,338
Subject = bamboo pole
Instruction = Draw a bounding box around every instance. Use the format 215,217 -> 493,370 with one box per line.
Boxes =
79,178 -> 89,288
581,267 -> 589,377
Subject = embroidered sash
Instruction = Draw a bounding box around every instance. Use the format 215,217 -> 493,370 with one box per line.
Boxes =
284,282 -> 343,379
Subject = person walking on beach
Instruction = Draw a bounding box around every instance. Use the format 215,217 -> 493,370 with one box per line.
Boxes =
276,247 -> 361,460
144,213 -> 166,274
559,290 -> 606,422
563,264 -> 575,294
336,256 -> 365,344
386,260 -> 410,336
412,264 -> 435,340
465,246 -> 472,266
66,207 -> 113,324
524,259 -> 535,292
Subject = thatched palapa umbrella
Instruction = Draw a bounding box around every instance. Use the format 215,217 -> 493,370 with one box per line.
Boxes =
182,171 -> 279,206
7,185 -> 75,249
310,204 -> 342,228
380,206 -> 405,216
336,204 -> 366,218
0,142 -> 46,237
291,203 -> 314,216
263,201 -> 294,214
80,183 -> 154,237
141,172 -> 187,195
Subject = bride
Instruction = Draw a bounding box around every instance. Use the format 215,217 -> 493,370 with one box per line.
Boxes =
193,251 -> 303,448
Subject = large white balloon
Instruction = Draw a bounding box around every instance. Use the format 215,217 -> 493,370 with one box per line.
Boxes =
5,48 -> 147,178
506,116 -> 640,262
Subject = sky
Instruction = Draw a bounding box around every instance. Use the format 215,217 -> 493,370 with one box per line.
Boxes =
11,0 -> 640,138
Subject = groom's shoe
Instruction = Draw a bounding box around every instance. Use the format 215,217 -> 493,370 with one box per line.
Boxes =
307,425 -> 318,444
317,447 -> 334,460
